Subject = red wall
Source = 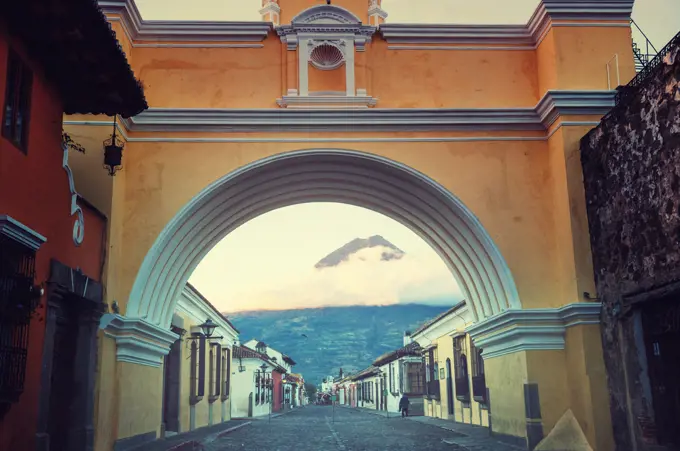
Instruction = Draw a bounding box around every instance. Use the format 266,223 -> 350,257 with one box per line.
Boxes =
272,371 -> 283,412
0,24 -> 107,451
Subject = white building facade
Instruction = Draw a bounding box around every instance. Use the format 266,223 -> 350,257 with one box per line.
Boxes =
173,285 -> 241,432
230,346 -> 278,418
372,339 -> 425,415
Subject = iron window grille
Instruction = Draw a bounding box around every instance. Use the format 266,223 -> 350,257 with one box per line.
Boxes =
265,375 -> 270,404
209,343 -> 221,402
2,50 -> 32,153
453,336 -> 470,402
198,336 -> 206,397
255,371 -> 260,405
404,361 -> 424,395
221,347 -> 230,401
399,361 -> 404,393
0,235 -> 39,418
189,335 -> 206,405
424,348 -> 440,399
470,341 -> 487,405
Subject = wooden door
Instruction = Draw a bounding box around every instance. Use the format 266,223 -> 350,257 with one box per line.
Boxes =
446,359 -> 454,415
643,299 -> 680,447
163,336 -> 181,433
46,303 -> 78,451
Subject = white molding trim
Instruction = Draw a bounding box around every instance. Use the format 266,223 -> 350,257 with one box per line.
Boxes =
177,284 -> 239,345
536,91 -> 615,127
276,95 -> 378,108
98,0 -> 272,43
131,43 -> 264,49
345,39 -> 355,96
411,303 -> 472,345
368,2 -> 388,22
388,45 -> 539,51
96,90 -> 612,132
62,143 -> 85,246
62,120 -> 598,143
259,1 -> 281,21
467,302 -> 602,359
379,1 -> 633,46
100,314 -> 179,367
0,215 -> 47,251
97,0 -> 632,47
125,149 -> 522,327
276,5 -> 377,102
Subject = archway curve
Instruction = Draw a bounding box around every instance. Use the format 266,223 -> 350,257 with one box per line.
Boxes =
126,149 -> 521,327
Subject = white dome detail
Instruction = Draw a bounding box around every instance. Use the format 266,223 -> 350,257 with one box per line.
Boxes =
309,43 -> 345,70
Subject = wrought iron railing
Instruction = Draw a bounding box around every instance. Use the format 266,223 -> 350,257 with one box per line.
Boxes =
405,371 -> 425,395
0,236 -> 39,418
631,19 -> 658,72
615,27 -> 680,108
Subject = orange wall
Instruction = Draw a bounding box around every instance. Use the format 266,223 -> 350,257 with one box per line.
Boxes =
132,33 -> 283,109
0,26 -> 107,451
129,36 -> 541,109
103,135 -> 557,317
369,40 -> 540,108
126,24 -> 635,109
551,26 -> 636,89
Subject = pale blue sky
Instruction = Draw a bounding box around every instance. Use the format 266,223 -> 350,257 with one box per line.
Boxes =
189,203 -> 462,312
135,0 -> 680,49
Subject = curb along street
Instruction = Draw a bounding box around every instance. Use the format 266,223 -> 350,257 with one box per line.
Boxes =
162,421 -> 253,451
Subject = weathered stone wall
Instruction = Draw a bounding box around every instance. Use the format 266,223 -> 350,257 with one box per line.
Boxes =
580,39 -> 680,451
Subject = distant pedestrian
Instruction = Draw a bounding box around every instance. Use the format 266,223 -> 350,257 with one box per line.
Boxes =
399,394 -> 410,417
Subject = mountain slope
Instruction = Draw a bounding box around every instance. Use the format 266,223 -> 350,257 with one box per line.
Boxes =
227,304 -> 448,384
315,235 -> 405,269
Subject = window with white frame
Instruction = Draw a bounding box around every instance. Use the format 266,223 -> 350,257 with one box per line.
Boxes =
221,347 -> 230,401
190,335 -> 206,404
255,370 -> 260,405
209,343 -> 221,401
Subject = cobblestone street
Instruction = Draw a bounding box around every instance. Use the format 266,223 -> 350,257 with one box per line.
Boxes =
196,406 -> 524,451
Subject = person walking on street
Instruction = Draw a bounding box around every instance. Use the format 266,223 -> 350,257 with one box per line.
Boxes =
399,394 -> 410,417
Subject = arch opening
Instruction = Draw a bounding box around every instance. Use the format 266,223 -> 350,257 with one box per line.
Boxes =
126,149 -> 521,328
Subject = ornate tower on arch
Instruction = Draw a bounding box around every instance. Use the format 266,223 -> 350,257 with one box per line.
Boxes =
262,1 -> 387,108
260,0 -> 387,26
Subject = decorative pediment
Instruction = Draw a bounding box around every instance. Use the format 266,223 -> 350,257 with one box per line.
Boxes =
277,4 -> 376,51
291,4 -> 361,25
276,3 -> 379,108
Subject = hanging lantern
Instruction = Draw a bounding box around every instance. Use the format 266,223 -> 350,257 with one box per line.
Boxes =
103,116 -> 124,176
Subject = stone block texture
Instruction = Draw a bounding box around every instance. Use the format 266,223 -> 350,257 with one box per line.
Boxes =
580,37 -> 680,451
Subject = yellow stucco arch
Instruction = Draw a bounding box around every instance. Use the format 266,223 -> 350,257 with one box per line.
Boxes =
125,149 -> 521,327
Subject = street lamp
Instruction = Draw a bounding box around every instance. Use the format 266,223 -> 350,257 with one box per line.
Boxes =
185,318 -> 223,344
103,116 -> 124,176
200,318 -> 218,338
260,363 -> 272,423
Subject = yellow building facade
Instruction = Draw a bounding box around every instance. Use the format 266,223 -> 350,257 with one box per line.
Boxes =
412,305 -> 490,428
64,0 -> 638,449
96,284 -> 238,450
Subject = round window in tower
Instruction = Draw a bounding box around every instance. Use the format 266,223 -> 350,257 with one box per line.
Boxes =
310,43 -> 345,70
